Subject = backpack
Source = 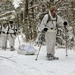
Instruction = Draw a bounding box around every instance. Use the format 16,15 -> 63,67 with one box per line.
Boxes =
39,11 -> 58,26
37,11 -> 52,31
39,11 -> 51,24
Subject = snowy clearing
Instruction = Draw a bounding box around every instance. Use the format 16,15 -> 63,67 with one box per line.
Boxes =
0,35 -> 75,75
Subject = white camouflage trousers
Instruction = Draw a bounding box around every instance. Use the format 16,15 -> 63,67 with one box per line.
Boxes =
8,34 -> 15,47
45,30 -> 56,56
1,33 -> 7,48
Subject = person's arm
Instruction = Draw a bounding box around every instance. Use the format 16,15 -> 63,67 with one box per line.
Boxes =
57,15 -> 68,29
57,15 -> 64,26
38,14 -> 48,32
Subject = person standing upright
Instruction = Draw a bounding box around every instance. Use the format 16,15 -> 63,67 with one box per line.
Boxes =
39,6 -> 67,60
1,22 -> 9,50
8,21 -> 17,51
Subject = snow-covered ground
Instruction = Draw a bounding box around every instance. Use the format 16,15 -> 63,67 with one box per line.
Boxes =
0,35 -> 75,75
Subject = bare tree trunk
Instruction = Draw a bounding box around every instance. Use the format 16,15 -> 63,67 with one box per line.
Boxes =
24,0 -> 29,19
24,0 -> 29,41
31,0 -> 34,18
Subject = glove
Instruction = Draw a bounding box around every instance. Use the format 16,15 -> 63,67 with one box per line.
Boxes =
15,29 -> 17,31
63,21 -> 67,25
0,31 -> 1,34
3,31 -> 5,34
43,28 -> 48,32
63,21 -> 67,28
14,32 -> 16,35
7,32 -> 9,34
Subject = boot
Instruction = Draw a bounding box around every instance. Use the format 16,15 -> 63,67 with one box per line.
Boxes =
10,46 -> 15,51
46,54 -> 54,60
47,54 -> 59,60
2,47 -> 7,50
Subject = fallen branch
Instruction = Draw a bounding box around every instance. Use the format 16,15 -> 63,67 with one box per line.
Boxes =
28,4 -> 39,9
0,56 -> 16,63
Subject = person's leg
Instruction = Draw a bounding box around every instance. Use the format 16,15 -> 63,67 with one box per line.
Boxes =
9,34 -> 15,51
45,31 -> 58,60
2,34 -> 7,49
45,32 -> 55,55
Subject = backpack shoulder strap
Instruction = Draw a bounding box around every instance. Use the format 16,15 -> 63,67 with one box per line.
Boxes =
0,25 -> 2,30
8,25 -> 10,31
47,12 -> 51,24
45,12 -> 58,27
56,15 -> 58,28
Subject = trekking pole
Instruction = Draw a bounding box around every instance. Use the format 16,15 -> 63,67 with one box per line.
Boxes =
65,35 -> 68,57
4,34 -> 7,51
35,44 -> 42,60
18,35 -> 21,45
4,32 -> 8,51
35,31 -> 46,61
64,21 -> 68,57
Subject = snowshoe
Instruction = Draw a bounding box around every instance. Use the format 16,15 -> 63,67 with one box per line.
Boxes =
46,54 -> 54,60
53,56 -> 59,60
46,54 -> 59,60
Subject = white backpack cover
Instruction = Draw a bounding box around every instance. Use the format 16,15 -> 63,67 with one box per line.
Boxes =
17,44 -> 36,55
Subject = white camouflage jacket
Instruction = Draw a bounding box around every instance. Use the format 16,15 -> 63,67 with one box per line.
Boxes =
38,11 -> 64,32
